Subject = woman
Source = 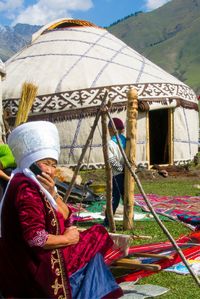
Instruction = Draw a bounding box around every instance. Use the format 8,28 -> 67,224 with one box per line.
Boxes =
0,121 -> 123,299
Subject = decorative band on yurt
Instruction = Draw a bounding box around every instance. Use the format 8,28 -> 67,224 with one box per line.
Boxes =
3,82 -> 198,124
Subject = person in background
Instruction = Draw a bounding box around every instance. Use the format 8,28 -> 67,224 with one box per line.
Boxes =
104,117 -> 126,227
0,140 -> 16,199
0,121 -> 123,299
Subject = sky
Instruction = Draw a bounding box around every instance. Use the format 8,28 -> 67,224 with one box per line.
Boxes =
0,0 -> 171,27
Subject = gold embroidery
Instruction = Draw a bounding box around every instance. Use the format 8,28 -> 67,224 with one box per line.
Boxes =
45,198 -> 53,211
52,278 -> 63,296
43,196 -> 58,232
44,196 -> 69,298
51,249 -> 70,298
55,267 -> 61,276
51,251 -> 59,270
47,197 -> 59,234
51,219 -> 56,226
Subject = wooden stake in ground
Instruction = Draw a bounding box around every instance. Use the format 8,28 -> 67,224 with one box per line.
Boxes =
15,82 -> 38,127
101,110 -> 116,232
123,88 -> 138,230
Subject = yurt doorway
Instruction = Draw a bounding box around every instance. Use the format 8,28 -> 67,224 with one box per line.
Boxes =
149,109 -> 172,165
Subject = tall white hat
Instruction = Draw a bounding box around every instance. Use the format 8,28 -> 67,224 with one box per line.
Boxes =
8,121 -> 60,169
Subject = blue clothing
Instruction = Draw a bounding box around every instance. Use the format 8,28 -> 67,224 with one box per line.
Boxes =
111,134 -> 126,149
104,173 -> 124,227
69,253 -> 120,299
112,173 -> 125,213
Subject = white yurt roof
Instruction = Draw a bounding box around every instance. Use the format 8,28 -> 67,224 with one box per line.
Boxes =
2,19 -> 198,121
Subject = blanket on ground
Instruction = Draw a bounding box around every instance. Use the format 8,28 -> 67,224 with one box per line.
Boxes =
135,194 -> 200,223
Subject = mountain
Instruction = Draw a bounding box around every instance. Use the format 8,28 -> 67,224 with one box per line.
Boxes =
108,0 -> 200,94
0,24 -> 41,62
0,0 -> 199,94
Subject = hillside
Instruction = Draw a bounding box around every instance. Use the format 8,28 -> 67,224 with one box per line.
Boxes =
108,0 -> 200,94
0,24 -> 41,62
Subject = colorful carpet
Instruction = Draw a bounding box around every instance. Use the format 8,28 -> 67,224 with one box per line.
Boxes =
74,201 -> 168,223
114,233 -> 200,283
165,256 -> 200,275
134,194 -> 200,222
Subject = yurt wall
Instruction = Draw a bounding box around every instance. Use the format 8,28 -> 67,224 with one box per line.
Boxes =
173,107 -> 199,163
57,117 -> 105,169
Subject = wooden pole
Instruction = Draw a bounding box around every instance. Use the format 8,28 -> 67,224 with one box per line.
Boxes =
63,91 -> 108,203
169,109 -> 174,164
101,110 -> 116,232
123,88 -> 138,230
106,109 -> 200,287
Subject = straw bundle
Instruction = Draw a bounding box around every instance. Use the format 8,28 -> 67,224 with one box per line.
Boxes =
15,82 -> 38,127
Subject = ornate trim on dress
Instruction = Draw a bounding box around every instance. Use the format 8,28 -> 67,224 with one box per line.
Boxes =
51,249 -> 70,299
43,197 -> 70,298
51,251 -> 63,296
28,229 -> 48,247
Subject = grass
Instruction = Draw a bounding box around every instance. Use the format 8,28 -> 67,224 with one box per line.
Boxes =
79,168 -> 200,298
133,176 -> 200,297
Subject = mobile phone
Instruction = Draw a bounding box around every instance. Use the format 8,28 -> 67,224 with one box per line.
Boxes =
30,162 -> 42,176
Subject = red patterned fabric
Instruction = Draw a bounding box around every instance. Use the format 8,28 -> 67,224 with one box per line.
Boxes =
0,173 -> 114,298
116,245 -> 200,283
135,193 -> 200,224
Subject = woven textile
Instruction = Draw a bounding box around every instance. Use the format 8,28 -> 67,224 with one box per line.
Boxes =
135,193 -> 200,221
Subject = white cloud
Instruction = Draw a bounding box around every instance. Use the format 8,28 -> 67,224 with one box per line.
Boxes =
0,0 -> 23,12
6,0 -> 93,26
145,0 -> 171,10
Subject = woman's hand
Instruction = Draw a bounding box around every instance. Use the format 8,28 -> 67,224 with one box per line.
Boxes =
63,226 -> 80,245
37,168 -> 71,220
37,172 -> 56,197
43,226 -> 80,249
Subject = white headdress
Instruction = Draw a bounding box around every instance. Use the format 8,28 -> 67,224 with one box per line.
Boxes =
8,121 -> 60,169
0,121 -> 60,236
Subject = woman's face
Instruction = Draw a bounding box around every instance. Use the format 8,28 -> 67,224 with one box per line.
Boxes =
36,158 -> 57,179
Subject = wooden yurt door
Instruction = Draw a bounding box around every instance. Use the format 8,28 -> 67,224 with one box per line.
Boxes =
148,109 -> 173,165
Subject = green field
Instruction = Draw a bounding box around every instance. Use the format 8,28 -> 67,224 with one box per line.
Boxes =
108,0 -> 200,94
80,169 -> 200,298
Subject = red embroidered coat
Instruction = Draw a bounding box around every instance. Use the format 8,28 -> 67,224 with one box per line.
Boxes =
0,174 -> 114,298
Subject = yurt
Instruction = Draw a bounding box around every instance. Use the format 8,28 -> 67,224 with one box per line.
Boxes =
2,19 -> 199,169
0,59 -> 6,141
